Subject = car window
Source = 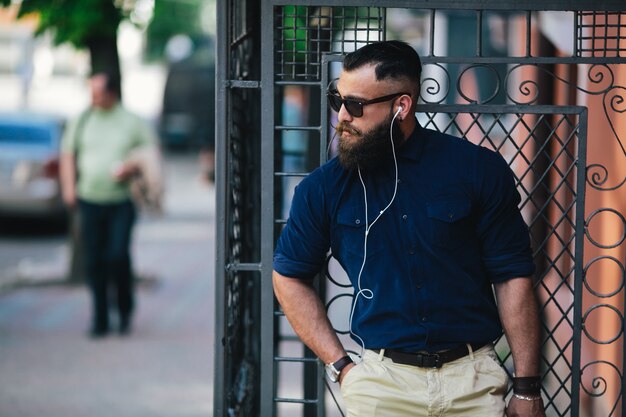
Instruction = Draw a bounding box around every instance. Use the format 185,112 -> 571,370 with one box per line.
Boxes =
0,125 -> 53,146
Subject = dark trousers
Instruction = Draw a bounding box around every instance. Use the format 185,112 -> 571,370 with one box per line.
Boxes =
79,199 -> 136,330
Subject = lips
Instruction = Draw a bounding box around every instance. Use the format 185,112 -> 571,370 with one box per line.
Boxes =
335,122 -> 360,137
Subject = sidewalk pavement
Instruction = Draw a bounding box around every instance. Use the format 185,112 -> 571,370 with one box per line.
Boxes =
0,153 -> 217,417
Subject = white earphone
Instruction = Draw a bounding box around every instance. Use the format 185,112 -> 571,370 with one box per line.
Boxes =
351,101 -> 402,356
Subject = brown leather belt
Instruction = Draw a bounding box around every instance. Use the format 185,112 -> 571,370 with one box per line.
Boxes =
374,342 -> 490,368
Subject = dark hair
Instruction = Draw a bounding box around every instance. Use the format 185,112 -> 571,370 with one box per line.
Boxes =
91,70 -> 122,97
343,40 -> 422,90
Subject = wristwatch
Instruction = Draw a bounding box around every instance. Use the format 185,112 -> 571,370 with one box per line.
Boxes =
325,355 -> 353,383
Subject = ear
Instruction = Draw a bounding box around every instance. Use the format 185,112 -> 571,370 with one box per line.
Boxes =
396,94 -> 412,121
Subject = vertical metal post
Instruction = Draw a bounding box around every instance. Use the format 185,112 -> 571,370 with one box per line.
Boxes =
570,107 -> 588,417
526,10 -> 532,57
213,0 -> 229,415
620,274 -> 626,417
260,1 -> 277,416
476,10 -> 483,57
429,9 -> 436,56
573,12 -> 579,57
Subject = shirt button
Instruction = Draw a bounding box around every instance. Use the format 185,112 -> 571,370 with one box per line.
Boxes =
421,316 -> 428,322
448,213 -> 454,219
355,219 -> 361,225
402,214 -> 408,221
409,249 -> 415,255
416,283 -> 422,289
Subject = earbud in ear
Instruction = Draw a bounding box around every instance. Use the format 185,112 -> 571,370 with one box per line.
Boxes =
395,106 -> 404,120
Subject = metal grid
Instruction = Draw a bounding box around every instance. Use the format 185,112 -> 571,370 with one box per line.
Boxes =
216,2 -> 626,417
214,0 -> 263,416
269,6 -> 622,417
275,6 -> 385,81
429,108 -> 587,417
576,11 -> 626,58
320,105 -> 587,417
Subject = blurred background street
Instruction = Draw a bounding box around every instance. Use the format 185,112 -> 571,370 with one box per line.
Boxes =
0,153 -> 216,417
0,1 -> 218,415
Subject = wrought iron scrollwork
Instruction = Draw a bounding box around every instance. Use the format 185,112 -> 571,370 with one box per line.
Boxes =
582,304 -> 624,344
503,65 -> 540,105
262,6 -> 626,417
457,64 -> 501,104
504,64 -> 616,104
503,64 -> 626,160
583,256 -> 626,298
419,61 -> 626,163
603,85 -> 626,156
580,361 -> 623,417
325,254 -> 352,288
586,164 -> 626,191
584,208 -> 626,249
420,63 -> 450,104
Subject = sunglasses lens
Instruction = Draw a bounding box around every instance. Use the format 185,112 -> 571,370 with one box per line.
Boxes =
327,94 -> 342,112
327,93 -> 364,117
345,101 -> 363,117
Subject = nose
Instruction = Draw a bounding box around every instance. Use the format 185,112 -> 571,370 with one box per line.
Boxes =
337,103 -> 353,123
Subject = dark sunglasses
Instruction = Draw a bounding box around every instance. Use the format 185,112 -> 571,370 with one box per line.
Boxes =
327,90 -> 409,117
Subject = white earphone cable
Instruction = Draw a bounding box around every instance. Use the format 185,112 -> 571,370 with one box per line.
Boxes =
349,107 -> 402,356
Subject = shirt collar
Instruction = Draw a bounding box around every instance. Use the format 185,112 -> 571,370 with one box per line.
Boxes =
397,122 -> 427,163
92,102 -> 121,114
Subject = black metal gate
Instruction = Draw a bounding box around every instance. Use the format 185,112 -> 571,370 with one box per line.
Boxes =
215,2 -> 626,416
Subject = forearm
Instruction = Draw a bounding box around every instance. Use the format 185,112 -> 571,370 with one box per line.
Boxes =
494,277 -> 542,377
273,270 -> 346,363
59,153 -> 76,204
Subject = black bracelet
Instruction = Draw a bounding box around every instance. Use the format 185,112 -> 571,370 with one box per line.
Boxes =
513,376 -> 542,395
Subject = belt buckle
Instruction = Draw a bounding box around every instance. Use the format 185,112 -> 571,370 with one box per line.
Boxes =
417,352 -> 442,368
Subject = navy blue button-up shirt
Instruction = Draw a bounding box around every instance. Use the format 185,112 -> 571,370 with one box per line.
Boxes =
274,124 -> 535,352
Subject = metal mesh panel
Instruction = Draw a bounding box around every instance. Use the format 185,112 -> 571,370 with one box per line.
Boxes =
322,107 -> 586,417
216,0 -> 263,416
576,11 -> 626,57
218,2 -> 626,417
272,12 -> 386,414
423,110 -> 583,417
223,88 -> 263,416
275,6 -> 385,81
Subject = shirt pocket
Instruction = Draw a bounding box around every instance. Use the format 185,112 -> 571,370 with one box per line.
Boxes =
426,199 -> 472,250
334,205 -> 385,262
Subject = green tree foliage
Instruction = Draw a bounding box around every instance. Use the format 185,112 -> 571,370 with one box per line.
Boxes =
281,6 -> 382,79
146,0 -> 204,61
0,0 -> 122,47
0,0 -> 127,74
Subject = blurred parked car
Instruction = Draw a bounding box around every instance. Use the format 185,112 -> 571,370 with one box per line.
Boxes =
0,113 -> 66,221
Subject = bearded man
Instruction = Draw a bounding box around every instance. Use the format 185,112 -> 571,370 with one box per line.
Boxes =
272,40 -> 545,417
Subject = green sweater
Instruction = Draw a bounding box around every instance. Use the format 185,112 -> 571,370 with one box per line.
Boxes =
62,104 -> 157,203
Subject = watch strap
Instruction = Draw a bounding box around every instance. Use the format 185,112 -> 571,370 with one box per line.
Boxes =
513,376 -> 542,395
332,355 -> 353,373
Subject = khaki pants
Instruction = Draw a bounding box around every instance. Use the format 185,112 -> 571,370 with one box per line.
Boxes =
340,345 -> 508,417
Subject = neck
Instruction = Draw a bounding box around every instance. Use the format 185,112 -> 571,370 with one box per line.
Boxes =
94,101 -> 118,111
398,115 -> 417,140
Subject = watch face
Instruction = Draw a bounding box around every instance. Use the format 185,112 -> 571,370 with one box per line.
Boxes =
325,364 -> 340,382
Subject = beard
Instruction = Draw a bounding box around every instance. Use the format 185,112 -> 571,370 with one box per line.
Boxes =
335,113 -> 404,172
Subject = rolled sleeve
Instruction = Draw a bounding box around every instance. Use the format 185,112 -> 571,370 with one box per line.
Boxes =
475,148 -> 535,282
61,116 -> 80,153
273,170 -> 330,279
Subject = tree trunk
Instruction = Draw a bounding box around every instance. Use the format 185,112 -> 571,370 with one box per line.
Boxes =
86,34 -> 122,98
